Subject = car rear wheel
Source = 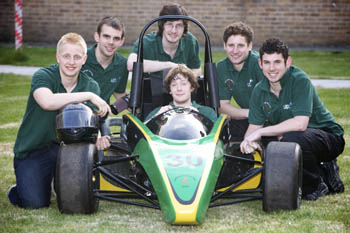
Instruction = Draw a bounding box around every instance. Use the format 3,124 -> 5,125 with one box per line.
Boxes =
56,142 -> 99,214
263,141 -> 302,212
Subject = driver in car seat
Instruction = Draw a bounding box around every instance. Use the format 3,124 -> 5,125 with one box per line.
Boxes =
144,65 -> 217,123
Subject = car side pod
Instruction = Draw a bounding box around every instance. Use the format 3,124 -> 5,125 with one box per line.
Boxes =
124,113 -> 227,224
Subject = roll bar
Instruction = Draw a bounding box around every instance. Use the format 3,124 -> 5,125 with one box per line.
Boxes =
129,15 -> 220,114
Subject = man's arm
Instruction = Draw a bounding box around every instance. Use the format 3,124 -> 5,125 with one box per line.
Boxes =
219,100 -> 249,119
126,53 -> 137,71
240,116 -> 309,153
191,68 -> 201,77
112,92 -> 127,100
246,116 -> 309,139
33,87 -> 111,117
127,53 -> 183,73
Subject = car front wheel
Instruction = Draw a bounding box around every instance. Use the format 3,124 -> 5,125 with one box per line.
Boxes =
263,141 -> 302,212
56,142 -> 99,214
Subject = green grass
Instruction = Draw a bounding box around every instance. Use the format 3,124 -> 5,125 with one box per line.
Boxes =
202,49 -> 350,79
1,45 -> 350,79
0,74 -> 349,232
290,50 -> 350,79
0,46 -> 57,67
0,46 -> 131,67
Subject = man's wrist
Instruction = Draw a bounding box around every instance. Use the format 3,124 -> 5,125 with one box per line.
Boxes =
88,92 -> 94,101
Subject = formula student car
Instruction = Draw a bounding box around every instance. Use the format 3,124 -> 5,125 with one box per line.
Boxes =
55,16 -> 302,225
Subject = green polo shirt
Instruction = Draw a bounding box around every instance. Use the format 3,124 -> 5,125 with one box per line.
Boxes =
82,44 -> 128,103
217,51 -> 263,108
248,66 -> 344,136
13,65 -> 101,159
131,31 -> 201,78
145,101 -> 217,123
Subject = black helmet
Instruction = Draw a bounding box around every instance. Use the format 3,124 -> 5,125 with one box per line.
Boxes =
56,103 -> 99,144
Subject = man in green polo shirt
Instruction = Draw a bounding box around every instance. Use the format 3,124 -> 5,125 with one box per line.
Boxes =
82,16 -> 128,111
127,3 -> 201,78
82,16 -> 129,149
240,38 -> 345,201
217,22 -> 263,141
8,33 -> 111,209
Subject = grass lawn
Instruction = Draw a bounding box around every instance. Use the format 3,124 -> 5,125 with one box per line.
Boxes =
1,45 -> 350,79
0,73 -> 349,232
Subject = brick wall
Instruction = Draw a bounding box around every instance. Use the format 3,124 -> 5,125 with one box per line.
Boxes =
1,0 -> 349,47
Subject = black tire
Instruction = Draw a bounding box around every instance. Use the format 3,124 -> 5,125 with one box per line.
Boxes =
56,142 -> 99,214
263,141 -> 302,212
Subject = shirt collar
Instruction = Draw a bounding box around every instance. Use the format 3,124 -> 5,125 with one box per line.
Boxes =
88,44 -> 119,67
227,51 -> 252,72
170,101 -> 197,108
87,44 -> 99,65
156,35 -> 166,55
279,67 -> 292,87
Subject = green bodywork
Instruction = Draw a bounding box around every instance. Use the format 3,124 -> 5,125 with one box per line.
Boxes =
125,113 -> 226,224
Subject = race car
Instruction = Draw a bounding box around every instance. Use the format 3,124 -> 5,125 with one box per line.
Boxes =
55,16 -> 302,225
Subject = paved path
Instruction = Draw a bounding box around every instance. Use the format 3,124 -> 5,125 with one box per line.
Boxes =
1,65 -> 350,88
0,65 -> 41,76
310,79 -> 350,88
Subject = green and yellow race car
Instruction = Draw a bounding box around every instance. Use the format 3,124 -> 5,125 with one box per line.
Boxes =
55,16 -> 302,225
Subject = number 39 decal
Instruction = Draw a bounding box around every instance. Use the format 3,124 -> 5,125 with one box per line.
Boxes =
166,154 -> 203,167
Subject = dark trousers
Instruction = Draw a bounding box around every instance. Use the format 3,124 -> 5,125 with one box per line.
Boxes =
281,128 -> 345,195
11,143 -> 59,208
228,119 -> 249,142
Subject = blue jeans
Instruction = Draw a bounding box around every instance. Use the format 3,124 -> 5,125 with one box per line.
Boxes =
10,143 -> 59,208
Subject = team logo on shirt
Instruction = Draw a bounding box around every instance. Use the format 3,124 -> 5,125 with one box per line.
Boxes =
247,79 -> 254,88
283,102 -> 293,110
111,77 -> 120,83
263,101 -> 272,114
82,69 -> 93,78
225,79 -> 234,90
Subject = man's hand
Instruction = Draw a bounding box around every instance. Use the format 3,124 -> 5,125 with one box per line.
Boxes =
157,105 -> 173,115
96,135 -> 111,151
240,140 -> 262,154
240,130 -> 262,154
90,94 -> 111,117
